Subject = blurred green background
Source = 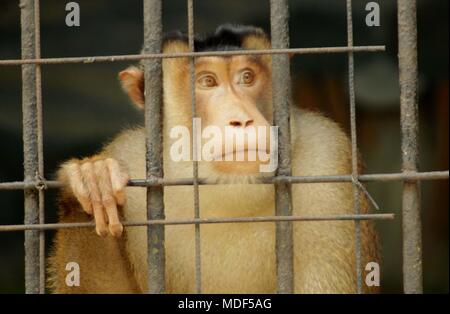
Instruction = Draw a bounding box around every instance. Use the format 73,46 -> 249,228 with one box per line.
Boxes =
0,0 -> 448,293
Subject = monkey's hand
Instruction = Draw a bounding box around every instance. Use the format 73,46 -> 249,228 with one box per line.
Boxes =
58,157 -> 130,237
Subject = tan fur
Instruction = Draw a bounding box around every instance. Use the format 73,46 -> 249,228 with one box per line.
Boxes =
242,31 -> 272,65
48,33 -> 379,294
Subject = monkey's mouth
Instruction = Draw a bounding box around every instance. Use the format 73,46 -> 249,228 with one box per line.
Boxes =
216,149 -> 270,162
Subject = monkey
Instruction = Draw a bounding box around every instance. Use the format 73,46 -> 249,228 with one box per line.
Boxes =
47,24 -> 380,294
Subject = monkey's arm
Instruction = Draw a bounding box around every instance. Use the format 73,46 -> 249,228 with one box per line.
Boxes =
48,144 -> 142,293
290,109 -> 379,293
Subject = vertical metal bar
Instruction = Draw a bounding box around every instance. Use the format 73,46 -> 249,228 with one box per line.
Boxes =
346,0 -> 363,294
143,0 -> 165,294
397,0 -> 422,294
187,0 -> 202,294
269,0 -> 294,294
33,0 -> 45,294
20,0 -> 39,294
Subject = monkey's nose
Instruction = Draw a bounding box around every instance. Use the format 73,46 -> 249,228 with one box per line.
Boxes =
229,119 -> 254,128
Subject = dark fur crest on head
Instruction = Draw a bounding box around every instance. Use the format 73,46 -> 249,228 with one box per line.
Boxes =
163,24 -> 268,51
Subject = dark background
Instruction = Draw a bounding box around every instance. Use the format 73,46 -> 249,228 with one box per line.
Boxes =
0,0 -> 448,293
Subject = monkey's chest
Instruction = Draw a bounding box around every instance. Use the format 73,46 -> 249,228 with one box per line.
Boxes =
164,222 -> 276,293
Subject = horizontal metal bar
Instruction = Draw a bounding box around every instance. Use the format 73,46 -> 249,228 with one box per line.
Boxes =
0,46 -> 385,66
0,213 -> 395,232
0,171 -> 447,191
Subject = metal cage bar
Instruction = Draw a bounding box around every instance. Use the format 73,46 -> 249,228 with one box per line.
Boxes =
398,0 -> 423,294
20,0 -> 44,295
143,0 -> 165,294
34,0 -> 46,295
0,46 -> 386,66
270,0 -> 294,294
0,213 -> 395,233
1,171 -> 447,191
187,0 -> 203,294
346,0 -> 363,294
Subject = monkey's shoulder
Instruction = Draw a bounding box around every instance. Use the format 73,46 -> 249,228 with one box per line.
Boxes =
102,127 -> 146,175
291,108 -> 352,175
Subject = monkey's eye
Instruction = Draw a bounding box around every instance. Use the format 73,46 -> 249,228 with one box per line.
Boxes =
239,70 -> 255,85
197,74 -> 218,88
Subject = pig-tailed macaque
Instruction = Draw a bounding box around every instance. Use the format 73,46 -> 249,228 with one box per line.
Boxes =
48,24 -> 380,293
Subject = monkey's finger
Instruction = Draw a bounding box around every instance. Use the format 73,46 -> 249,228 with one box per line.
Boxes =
106,158 -> 129,206
64,162 -> 93,215
81,162 -> 108,237
107,207 -> 123,236
105,202 -> 123,237
95,161 -> 123,237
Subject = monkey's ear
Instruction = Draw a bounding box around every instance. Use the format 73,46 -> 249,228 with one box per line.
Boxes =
118,66 -> 144,109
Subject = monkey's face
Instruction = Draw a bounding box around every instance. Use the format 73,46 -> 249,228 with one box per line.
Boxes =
193,55 -> 274,175
119,26 -> 278,177
118,55 -> 276,177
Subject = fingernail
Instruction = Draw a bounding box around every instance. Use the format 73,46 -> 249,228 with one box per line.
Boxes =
96,227 -> 108,238
110,223 -> 123,237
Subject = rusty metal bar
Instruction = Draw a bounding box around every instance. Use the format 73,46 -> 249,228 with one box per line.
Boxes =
270,0 -> 294,294
187,0 -> 202,294
0,46 -> 386,66
398,0 -> 422,294
0,213 -> 395,232
20,0 -> 40,294
33,0 -> 45,295
143,0 -> 165,294
1,171 -> 448,191
346,0 -> 363,294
